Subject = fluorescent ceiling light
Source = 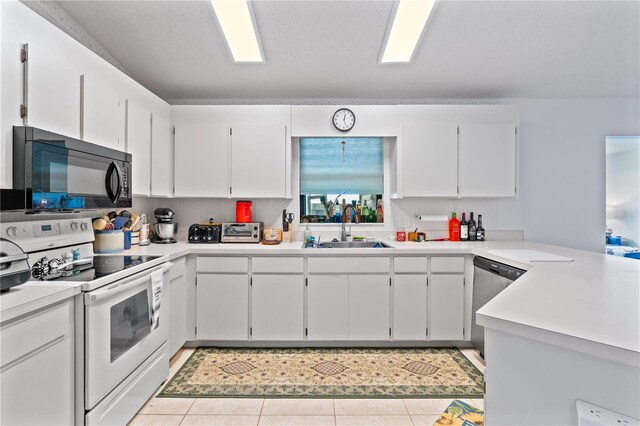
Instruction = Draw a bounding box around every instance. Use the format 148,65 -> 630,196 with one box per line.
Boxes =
381,0 -> 436,63
211,0 -> 264,62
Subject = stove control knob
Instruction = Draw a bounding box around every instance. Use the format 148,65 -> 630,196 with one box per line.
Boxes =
70,222 -> 79,231
80,222 -> 89,231
6,226 -> 18,238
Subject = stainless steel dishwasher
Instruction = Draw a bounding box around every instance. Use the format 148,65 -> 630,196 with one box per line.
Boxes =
471,256 -> 526,357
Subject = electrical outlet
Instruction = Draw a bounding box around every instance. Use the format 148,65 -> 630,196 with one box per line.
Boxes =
399,217 -> 410,228
576,400 -> 639,426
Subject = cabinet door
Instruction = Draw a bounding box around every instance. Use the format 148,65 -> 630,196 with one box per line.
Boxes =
169,275 -> 187,357
81,74 -> 124,150
126,100 -> 151,196
251,275 -> 304,340
1,339 -> 73,425
196,274 -> 248,340
151,115 -> 173,197
458,123 -> 517,197
29,43 -> 80,138
348,275 -> 390,340
429,274 -> 464,341
230,124 -> 286,198
402,123 -> 458,197
393,275 -> 427,340
174,123 -> 229,197
307,275 -> 349,340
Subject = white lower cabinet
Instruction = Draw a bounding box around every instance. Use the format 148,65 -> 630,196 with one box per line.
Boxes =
348,275 -> 390,340
196,274 -> 248,340
307,275 -> 349,340
251,275 -> 304,340
429,274 -> 465,340
0,300 -> 74,426
393,275 -> 428,340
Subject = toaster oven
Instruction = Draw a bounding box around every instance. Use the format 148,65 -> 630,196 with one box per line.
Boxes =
222,223 -> 262,243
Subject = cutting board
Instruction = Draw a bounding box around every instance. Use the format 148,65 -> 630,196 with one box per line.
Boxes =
487,249 -> 573,262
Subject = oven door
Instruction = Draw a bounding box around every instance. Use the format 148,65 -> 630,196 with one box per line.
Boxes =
28,140 -> 131,210
84,263 -> 171,409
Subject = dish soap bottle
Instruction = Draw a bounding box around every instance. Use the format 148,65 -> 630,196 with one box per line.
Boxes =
303,224 -> 312,245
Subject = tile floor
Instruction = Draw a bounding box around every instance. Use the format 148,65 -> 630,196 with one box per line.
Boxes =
129,348 -> 485,426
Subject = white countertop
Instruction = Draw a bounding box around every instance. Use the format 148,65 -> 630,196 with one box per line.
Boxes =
2,239 -> 637,366
122,239 -> 640,366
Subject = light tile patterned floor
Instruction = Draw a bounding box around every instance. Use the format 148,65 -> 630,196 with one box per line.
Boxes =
129,347 -> 485,426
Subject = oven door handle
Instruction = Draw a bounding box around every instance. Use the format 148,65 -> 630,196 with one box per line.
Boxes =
85,262 -> 173,305
105,161 -> 123,204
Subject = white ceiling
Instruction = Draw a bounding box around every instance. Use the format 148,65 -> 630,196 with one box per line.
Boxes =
55,0 -> 640,103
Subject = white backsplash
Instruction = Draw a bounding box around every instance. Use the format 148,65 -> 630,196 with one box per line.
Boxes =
133,196 -> 523,240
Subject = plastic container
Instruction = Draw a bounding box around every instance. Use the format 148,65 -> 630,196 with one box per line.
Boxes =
123,230 -> 132,250
93,230 -> 124,254
236,200 -> 253,223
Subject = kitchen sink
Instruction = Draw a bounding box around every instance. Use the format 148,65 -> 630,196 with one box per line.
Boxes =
306,241 -> 394,249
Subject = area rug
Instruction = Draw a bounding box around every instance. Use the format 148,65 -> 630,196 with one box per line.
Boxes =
433,399 -> 484,426
158,347 -> 484,398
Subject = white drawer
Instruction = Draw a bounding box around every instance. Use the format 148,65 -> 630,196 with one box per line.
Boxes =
394,257 -> 428,273
1,302 -> 71,369
431,256 -> 465,273
252,257 -> 303,273
308,257 -> 390,274
197,256 -> 248,273
169,257 -> 186,280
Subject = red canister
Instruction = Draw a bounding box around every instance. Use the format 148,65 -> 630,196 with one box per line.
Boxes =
235,200 -> 253,223
396,230 -> 406,242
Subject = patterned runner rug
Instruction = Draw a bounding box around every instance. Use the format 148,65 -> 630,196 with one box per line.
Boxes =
158,347 -> 484,398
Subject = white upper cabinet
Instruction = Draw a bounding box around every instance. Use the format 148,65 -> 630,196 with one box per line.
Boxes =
458,123 -> 517,197
150,115 -> 173,197
28,43 -> 80,138
402,122 -> 458,197
230,123 -> 287,198
173,123 -> 229,197
81,74 -> 124,150
126,101 -> 152,196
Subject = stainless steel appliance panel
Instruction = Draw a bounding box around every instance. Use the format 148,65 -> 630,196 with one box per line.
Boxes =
471,256 -> 525,357
222,223 -> 262,243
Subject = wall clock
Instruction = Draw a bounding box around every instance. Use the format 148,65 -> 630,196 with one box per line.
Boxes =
332,108 -> 356,132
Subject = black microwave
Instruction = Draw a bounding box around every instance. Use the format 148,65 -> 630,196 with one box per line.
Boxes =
1,126 -> 132,211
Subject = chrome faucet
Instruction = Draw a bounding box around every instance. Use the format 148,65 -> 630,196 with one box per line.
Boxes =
341,204 -> 355,242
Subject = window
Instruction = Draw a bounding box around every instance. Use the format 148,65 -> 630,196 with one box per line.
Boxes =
299,137 -> 384,224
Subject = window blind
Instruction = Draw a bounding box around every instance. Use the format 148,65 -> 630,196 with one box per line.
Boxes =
300,137 -> 384,194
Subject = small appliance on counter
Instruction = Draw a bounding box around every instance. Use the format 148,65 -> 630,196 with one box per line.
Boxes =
188,220 -> 222,244
222,223 -> 263,243
151,208 -> 178,244
235,200 -> 253,223
0,238 -> 31,292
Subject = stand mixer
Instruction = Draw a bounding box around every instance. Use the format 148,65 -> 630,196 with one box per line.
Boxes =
151,208 -> 178,244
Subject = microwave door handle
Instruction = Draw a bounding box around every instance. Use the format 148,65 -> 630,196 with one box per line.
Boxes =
105,161 -> 123,203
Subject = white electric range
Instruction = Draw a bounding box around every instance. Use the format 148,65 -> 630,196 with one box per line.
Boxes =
1,217 -> 173,426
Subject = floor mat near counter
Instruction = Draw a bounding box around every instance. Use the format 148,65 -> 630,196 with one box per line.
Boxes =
158,347 -> 484,398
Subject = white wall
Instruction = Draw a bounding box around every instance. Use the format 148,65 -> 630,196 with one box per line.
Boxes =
0,1 -> 170,189
512,98 -> 640,253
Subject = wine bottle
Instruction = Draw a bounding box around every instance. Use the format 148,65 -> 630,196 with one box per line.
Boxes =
468,212 -> 477,241
448,212 -> 460,241
476,215 -> 485,241
460,212 -> 469,241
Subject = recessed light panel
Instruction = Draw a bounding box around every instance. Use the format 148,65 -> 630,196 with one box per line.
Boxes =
381,0 -> 436,63
211,0 -> 264,62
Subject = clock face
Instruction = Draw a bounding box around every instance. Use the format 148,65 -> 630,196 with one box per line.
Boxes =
333,108 -> 356,132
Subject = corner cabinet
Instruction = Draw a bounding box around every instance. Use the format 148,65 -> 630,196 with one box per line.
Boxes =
125,100 -> 152,196
150,115 -> 173,197
230,124 -> 287,198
